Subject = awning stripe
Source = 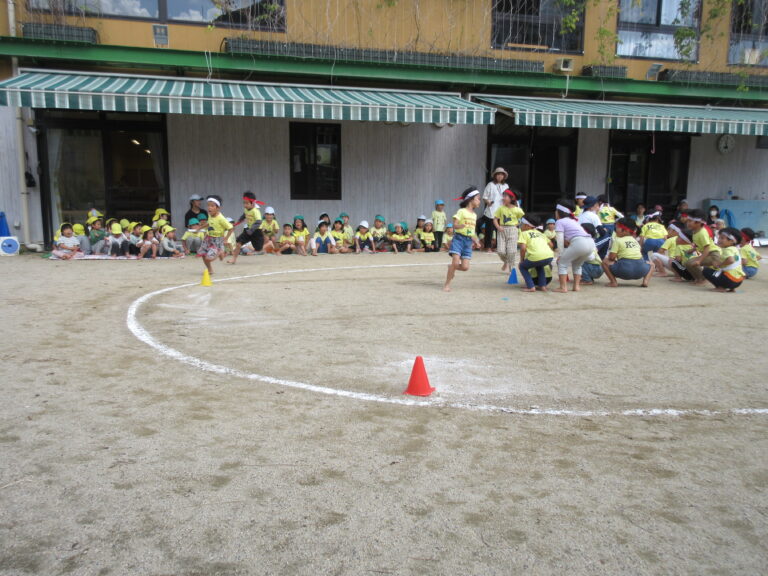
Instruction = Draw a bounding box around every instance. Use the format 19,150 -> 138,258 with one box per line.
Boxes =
476,95 -> 768,136
0,70 -> 495,125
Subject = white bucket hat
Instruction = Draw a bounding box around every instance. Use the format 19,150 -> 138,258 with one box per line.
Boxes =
492,167 -> 508,178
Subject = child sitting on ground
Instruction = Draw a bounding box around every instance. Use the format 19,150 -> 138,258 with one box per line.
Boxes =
137,226 -> 159,259
441,223 -> 454,251
52,223 -> 84,260
371,215 -> 388,252
412,215 -> 427,250
330,219 -> 352,253
88,217 -> 108,255
389,222 -> 413,254
106,222 -> 129,258
160,226 -> 183,258
419,220 -> 438,252
739,228 -> 761,279
517,216 -> 555,292
310,221 -> 336,256
275,224 -> 296,255
601,218 -> 653,288
703,228 -> 745,292
182,217 -> 204,255
260,207 -> 279,253
355,220 -> 374,253
580,250 -> 604,285
292,215 -> 309,256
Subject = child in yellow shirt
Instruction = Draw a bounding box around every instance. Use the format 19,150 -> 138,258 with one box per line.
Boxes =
493,189 -> 525,274
441,223 -> 454,251
739,228 -> 761,279
517,216 -> 554,292
199,196 -> 233,275
355,220 -> 374,253
601,218 -> 653,288
275,223 -> 297,255
703,228 -> 745,292
444,187 -> 482,291
431,200 -> 447,250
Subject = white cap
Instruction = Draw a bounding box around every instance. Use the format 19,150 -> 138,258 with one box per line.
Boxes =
189,194 -> 203,201
418,214 -> 427,220
264,206 -> 275,215
425,219 -> 433,224
359,220 -> 369,228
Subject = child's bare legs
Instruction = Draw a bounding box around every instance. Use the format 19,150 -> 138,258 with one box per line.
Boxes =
641,265 -> 653,287
203,256 -> 214,275
406,243 -> 414,254
227,242 -> 244,264
443,254 -> 469,292
296,241 -> 307,256
601,260 -> 618,287
138,244 -> 151,259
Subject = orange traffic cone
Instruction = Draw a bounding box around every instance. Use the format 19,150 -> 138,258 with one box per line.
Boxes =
403,356 -> 435,396
201,269 -> 213,287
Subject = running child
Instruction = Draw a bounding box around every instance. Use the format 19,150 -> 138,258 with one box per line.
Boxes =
227,191 -> 264,264
703,228 -> 745,292
199,195 -> 233,275
601,218 -> 653,288
443,187 -> 482,292
740,228 -> 761,279
493,189 -> 525,274
518,215 -> 555,292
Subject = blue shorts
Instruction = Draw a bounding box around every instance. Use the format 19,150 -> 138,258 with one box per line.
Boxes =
449,233 -> 473,260
610,258 -> 650,280
744,266 -> 758,279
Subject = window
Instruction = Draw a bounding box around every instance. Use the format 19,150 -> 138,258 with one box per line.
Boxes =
491,0 -> 584,53
28,0 -> 159,19
27,0 -> 285,28
616,0 -> 700,61
290,123 -> 341,201
729,0 -> 768,66
168,0 -> 285,30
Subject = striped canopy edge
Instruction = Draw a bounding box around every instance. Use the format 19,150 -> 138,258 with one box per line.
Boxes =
0,70 -> 496,125
474,95 -> 768,136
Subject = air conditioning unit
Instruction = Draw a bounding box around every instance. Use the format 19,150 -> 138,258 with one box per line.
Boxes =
553,58 -> 574,73
0,236 -> 20,255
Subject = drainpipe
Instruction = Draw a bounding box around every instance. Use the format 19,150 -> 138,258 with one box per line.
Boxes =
7,1 -> 39,251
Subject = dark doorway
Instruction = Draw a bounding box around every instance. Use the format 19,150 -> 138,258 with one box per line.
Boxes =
488,117 -> 578,215
607,132 -> 690,215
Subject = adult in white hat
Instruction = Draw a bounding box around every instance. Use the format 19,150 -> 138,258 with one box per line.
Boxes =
184,194 -> 207,228
480,167 -> 509,252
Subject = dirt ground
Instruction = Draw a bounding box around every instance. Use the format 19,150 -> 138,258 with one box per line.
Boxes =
1,251 -> 767,576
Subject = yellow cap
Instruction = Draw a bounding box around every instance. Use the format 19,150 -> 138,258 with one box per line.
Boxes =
163,225 -> 175,233
155,219 -> 168,229
73,223 -> 85,236
86,216 -> 99,225
141,225 -> 152,233
119,218 -> 130,229
110,223 -> 123,234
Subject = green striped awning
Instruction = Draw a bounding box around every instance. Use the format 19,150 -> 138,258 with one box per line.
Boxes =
475,96 -> 768,136
0,70 -> 495,125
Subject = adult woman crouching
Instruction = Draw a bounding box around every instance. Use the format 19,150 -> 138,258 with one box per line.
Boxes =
554,199 -> 596,293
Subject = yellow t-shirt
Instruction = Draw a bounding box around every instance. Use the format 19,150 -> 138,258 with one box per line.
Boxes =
278,234 -> 296,245
443,232 -> 454,245
518,229 -> 554,262
431,210 -> 447,232
453,208 -> 477,237
391,233 -> 409,242
331,230 -> 346,244
610,235 -> 642,260
740,244 -> 760,268
293,228 -> 310,242
721,246 -> 745,279
243,206 -> 262,227
261,219 -> 279,236
693,228 -> 721,254
660,237 -> 680,259
599,206 -> 620,224
207,213 -> 233,238
421,231 -> 435,245
641,222 -> 667,240
413,228 -> 425,240
356,231 -> 372,242
494,205 -> 525,227
574,206 -> 583,217
371,227 -> 387,240
182,230 -> 205,241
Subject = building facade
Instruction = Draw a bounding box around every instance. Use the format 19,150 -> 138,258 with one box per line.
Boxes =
1,0 -> 767,246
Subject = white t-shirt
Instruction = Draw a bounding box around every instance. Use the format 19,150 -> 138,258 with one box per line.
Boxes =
578,210 -> 602,229
482,181 -> 508,219
57,235 -> 80,249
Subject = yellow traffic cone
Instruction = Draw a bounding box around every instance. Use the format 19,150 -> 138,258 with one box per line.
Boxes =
201,269 -> 212,287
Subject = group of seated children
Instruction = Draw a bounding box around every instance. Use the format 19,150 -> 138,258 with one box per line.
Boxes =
52,207 -> 183,260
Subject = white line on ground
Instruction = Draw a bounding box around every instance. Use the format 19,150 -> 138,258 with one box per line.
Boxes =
126,262 -> 768,418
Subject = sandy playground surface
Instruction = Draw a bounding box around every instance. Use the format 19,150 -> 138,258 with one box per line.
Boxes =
1,250 -> 767,575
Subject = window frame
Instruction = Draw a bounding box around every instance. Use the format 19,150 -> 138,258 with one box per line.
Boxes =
728,0 -> 768,67
25,0 -> 287,31
615,0 -> 702,62
490,0 -> 586,55
289,122 -> 342,202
